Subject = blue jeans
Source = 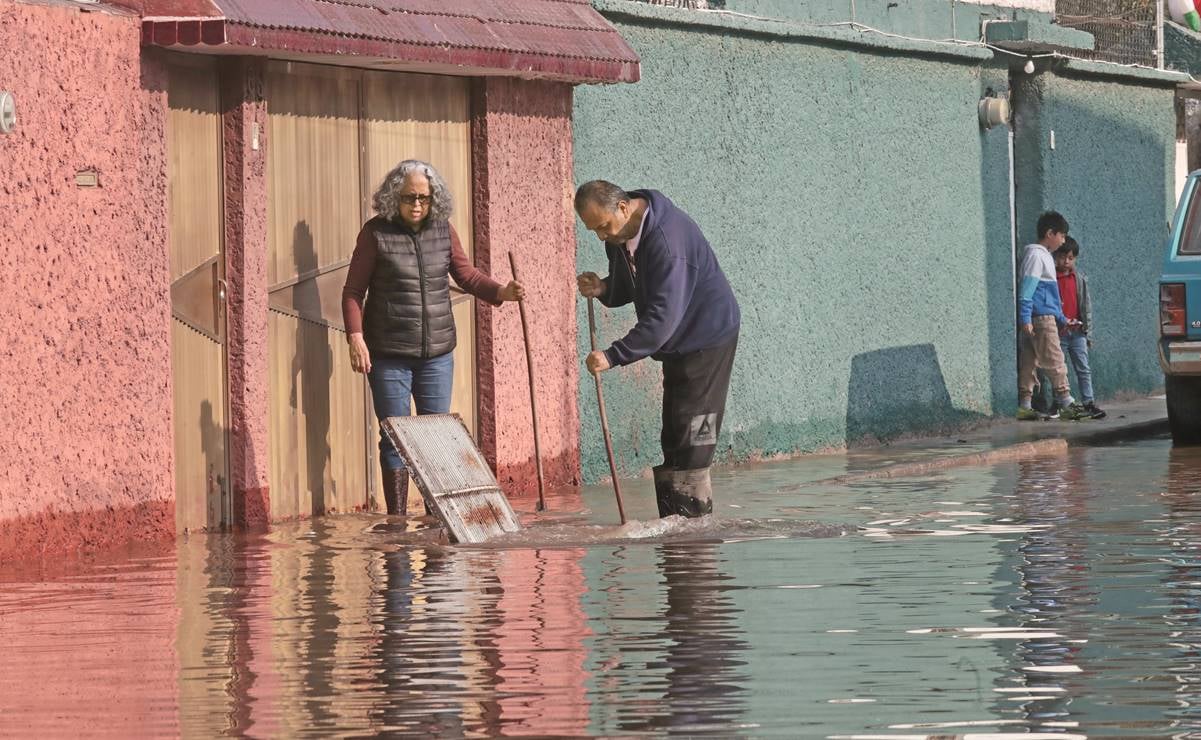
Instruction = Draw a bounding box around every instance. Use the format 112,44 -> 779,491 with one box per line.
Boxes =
367,352 -> 454,470
1061,333 -> 1094,404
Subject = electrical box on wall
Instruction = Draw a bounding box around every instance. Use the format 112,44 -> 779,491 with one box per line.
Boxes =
978,96 -> 1010,130
0,92 -> 15,134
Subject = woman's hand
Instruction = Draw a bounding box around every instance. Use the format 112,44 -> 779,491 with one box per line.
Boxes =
499,280 -> 525,302
348,332 -> 372,374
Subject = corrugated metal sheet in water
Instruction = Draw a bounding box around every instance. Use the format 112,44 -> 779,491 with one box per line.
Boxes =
382,414 -> 522,544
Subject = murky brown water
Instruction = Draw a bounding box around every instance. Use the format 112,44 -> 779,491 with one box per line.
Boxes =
3,438 -> 1201,737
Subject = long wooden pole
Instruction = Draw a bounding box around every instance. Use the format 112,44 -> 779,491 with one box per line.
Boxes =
587,297 -> 627,525
508,253 -> 546,512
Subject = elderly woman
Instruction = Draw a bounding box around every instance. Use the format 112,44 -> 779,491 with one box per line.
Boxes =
342,159 -> 524,515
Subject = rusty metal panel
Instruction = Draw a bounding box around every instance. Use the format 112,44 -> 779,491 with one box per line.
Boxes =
382,415 -> 520,543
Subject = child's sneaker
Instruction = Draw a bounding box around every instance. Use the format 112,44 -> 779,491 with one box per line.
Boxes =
1083,402 -> 1107,419
1016,407 -> 1045,421
1058,402 -> 1090,421
1046,401 -> 1061,420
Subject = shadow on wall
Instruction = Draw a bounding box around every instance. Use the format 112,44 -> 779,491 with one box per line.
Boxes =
200,399 -> 228,530
845,343 -> 986,445
290,221 -> 334,517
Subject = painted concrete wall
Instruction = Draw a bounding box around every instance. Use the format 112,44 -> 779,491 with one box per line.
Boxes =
473,77 -> 583,501
573,10 -> 1016,481
0,0 -> 175,558
1012,70 -> 1176,399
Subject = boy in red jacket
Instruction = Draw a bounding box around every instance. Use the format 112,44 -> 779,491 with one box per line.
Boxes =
1036,237 -> 1106,419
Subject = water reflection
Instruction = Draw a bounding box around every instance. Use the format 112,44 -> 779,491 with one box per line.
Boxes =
1161,446 -> 1201,736
12,438 -> 1201,736
651,543 -> 749,733
997,456 -> 1094,726
599,542 -> 749,735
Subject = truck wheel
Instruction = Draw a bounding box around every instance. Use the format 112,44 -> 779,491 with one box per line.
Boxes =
1167,375 -> 1201,445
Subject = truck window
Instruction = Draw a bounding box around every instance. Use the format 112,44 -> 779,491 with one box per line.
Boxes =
1180,184 -> 1201,255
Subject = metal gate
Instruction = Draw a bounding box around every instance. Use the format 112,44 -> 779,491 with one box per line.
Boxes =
167,55 -> 229,533
265,62 -> 476,517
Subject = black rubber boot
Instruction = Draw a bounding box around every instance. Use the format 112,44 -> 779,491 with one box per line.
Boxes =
666,468 -> 714,518
381,466 -> 408,515
654,465 -> 675,518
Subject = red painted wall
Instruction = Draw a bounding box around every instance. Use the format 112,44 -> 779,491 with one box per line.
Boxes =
473,78 -> 582,501
0,1 -> 174,560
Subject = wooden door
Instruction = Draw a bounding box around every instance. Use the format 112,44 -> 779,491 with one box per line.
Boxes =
266,62 -> 368,518
267,63 -> 477,517
167,57 -> 229,534
361,71 -> 476,506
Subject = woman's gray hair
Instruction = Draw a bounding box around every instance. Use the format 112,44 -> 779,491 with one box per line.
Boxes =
372,159 -> 454,222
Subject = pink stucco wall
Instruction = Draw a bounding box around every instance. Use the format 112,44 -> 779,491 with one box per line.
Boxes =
472,77 -> 582,502
0,1 -> 174,560
220,58 -> 272,527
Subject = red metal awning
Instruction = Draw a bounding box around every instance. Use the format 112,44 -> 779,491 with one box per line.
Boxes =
137,0 -> 640,83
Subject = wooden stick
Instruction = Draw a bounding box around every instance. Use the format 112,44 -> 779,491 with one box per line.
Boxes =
587,297 -> 627,525
508,253 -> 547,512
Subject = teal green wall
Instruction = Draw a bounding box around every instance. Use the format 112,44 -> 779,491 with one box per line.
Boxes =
572,6 -> 1176,482
1012,71 -> 1175,401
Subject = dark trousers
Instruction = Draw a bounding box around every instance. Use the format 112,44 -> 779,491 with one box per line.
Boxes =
660,332 -> 738,470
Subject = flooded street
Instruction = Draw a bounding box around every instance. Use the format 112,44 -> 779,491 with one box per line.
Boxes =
4,437 -> 1201,737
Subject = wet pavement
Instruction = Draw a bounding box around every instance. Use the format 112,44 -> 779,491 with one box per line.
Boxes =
5,425 -> 1201,736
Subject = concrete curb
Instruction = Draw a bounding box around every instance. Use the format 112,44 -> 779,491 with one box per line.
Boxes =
819,438 -> 1069,485
808,413 -> 1168,486
1066,417 -> 1170,447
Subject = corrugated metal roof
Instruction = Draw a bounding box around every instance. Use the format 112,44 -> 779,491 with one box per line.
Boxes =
142,0 -> 640,83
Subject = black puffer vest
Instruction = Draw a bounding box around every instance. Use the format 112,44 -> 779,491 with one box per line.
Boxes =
362,216 -> 455,358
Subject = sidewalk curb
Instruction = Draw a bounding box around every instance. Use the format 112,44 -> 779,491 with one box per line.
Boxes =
817,438 -> 1069,485
807,415 -> 1168,486
1067,418 -> 1170,447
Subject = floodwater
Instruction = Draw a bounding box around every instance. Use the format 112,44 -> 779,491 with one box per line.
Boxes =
4,437 -> 1201,737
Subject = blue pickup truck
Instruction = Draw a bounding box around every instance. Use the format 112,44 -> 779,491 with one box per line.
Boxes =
1160,173 -> 1201,443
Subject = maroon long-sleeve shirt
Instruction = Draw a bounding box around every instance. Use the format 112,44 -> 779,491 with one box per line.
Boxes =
342,223 -> 503,335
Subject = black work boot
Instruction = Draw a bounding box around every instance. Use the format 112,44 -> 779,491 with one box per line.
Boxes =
654,465 -> 675,518
665,468 -> 714,518
381,467 -> 406,515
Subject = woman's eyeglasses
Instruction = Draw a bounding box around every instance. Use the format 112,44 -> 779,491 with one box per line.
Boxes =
400,194 -> 433,205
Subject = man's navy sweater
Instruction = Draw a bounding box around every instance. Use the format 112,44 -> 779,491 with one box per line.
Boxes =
599,190 -> 741,366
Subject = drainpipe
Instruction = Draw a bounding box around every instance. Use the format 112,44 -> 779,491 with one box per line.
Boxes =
1008,125 -> 1018,328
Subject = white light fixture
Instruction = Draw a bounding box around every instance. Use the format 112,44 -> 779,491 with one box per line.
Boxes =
0,92 -> 15,134
1023,59 -> 1035,74
978,95 -> 1011,129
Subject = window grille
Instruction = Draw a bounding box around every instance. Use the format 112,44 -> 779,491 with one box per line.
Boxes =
1055,0 -> 1159,67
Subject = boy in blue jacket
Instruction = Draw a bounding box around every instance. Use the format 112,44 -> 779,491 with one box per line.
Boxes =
575,181 -> 741,518
1017,212 -> 1088,421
